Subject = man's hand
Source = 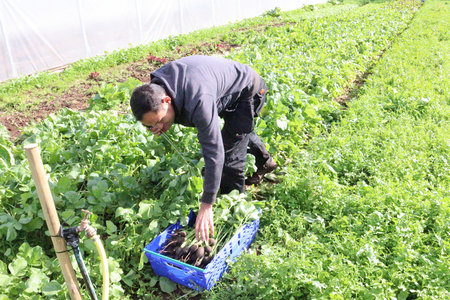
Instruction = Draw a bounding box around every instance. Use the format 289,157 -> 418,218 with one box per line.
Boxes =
150,124 -> 163,136
195,202 -> 214,241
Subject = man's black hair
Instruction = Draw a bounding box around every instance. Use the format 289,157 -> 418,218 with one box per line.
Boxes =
130,83 -> 167,121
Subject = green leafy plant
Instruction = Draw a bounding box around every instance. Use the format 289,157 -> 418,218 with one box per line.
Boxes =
264,7 -> 282,18
89,77 -> 142,110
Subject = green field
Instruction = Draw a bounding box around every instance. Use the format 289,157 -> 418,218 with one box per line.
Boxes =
1,0 -> 450,299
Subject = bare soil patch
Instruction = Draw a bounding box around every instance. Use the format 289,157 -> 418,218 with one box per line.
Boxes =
0,88 -> 89,140
0,58 -> 159,141
0,41 -> 239,141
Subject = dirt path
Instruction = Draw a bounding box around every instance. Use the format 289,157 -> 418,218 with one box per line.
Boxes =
0,44 -> 242,141
0,56 -> 159,141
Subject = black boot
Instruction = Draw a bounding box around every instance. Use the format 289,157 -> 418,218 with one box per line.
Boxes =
245,157 -> 277,186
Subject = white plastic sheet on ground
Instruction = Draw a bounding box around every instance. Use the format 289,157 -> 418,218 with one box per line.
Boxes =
0,0 -> 324,82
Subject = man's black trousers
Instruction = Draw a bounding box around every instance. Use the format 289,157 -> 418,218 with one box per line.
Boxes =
220,75 -> 271,194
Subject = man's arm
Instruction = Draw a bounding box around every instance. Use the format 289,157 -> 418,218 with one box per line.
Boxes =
191,95 -> 224,241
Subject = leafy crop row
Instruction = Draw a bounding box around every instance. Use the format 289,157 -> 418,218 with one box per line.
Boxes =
211,0 -> 450,299
228,1 -> 419,162
0,0 -> 426,298
0,107 -> 208,298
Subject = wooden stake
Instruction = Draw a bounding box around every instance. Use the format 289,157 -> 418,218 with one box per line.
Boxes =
24,144 -> 82,300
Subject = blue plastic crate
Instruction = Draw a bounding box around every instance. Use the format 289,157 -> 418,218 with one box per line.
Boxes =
143,211 -> 260,290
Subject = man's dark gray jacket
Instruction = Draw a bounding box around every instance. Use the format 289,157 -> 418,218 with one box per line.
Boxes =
150,55 -> 257,204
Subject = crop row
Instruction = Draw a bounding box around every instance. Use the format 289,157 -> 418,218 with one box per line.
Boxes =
228,0 -> 419,162
0,0 -> 423,298
211,0 -> 450,298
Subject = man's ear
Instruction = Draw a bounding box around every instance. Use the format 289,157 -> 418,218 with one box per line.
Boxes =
162,96 -> 171,104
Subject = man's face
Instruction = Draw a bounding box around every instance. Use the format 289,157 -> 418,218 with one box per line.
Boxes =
140,96 -> 175,136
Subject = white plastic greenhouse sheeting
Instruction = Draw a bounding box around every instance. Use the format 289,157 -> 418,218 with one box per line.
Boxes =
0,0 -> 324,82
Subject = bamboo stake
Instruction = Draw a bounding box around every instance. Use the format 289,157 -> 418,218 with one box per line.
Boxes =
24,144 -> 82,300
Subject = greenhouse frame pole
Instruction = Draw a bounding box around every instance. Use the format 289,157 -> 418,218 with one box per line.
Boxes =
24,144 -> 83,300
211,0 -> 215,26
0,1 -> 17,78
178,0 -> 184,34
76,0 -> 90,58
134,0 -> 142,44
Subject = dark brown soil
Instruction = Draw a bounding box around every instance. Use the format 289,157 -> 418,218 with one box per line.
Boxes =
0,90 -> 90,140
333,71 -> 370,108
0,57 -> 158,141
0,43 -> 237,142
333,51 -> 388,109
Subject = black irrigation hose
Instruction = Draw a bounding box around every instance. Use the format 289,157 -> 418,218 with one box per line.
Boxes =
61,225 -> 98,300
73,246 -> 98,300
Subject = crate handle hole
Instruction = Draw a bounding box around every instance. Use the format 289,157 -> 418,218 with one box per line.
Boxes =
166,262 -> 183,270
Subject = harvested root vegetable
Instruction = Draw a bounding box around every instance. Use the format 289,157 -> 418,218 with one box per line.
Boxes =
175,237 -> 186,246
201,256 -> 213,268
158,201 -> 260,268
187,254 -> 197,263
190,244 -> 199,254
161,245 -> 174,253
175,246 -> 183,258
172,231 -> 187,238
166,236 -> 185,247
196,247 -> 205,259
